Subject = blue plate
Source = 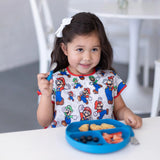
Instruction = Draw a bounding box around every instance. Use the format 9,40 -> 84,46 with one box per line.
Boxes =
66,119 -> 132,154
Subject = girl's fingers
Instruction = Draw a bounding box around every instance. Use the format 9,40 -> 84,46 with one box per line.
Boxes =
37,73 -> 48,80
125,115 -> 142,129
125,117 -> 137,128
134,117 -> 142,129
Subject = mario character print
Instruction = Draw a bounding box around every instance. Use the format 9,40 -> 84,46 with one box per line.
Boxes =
94,98 -> 109,119
73,78 -> 83,89
68,91 -> 74,101
89,76 -> 102,94
77,88 -> 91,104
79,105 -> 92,121
61,105 -> 77,126
55,77 -> 65,105
103,76 -> 115,104
58,69 -> 71,77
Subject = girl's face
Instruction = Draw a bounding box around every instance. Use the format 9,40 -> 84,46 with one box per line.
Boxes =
61,32 -> 101,75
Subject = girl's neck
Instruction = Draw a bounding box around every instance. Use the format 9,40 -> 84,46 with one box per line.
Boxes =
66,66 -> 96,76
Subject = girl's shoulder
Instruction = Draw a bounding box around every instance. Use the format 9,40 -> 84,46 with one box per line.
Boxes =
95,68 -> 118,77
52,68 -> 70,78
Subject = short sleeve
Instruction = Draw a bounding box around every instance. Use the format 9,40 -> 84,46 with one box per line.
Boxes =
114,74 -> 127,98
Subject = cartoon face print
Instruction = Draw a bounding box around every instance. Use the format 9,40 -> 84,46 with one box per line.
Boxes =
61,105 -> 78,126
106,76 -> 114,87
83,107 -> 92,120
79,105 -> 92,120
56,77 -> 65,90
73,78 -> 83,89
89,75 -> 95,82
89,76 -> 102,94
65,106 -> 73,116
55,77 -> 65,105
68,91 -> 74,101
94,99 -> 108,119
103,76 -> 114,104
77,88 -> 91,104
95,100 -> 103,110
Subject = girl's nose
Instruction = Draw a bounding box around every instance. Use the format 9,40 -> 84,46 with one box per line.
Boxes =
83,51 -> 91,61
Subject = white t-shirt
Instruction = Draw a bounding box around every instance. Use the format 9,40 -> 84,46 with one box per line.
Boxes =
38,67 -> 126,128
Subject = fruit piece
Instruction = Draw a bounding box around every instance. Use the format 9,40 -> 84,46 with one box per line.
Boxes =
102,132 -> 113,139
93,137 -> 99,142
86,135 -> 93,141
80,135 -> 86,141
81,138 -> 87,143
111,137 -> 123,144
74,138 -> 79,141
102,131 -> 123,144
110,132 -> 122,137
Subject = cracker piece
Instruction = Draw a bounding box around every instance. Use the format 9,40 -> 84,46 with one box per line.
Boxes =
78,124 -> 89,132
101,123 -> 115,129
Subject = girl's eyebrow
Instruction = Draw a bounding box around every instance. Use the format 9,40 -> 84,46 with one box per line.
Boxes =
75,45 -> 101,48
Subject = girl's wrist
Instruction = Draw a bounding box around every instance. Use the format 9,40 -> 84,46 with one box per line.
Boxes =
41,94 -> 52,99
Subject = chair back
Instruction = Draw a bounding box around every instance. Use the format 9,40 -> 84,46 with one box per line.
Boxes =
29,0 -> 55,73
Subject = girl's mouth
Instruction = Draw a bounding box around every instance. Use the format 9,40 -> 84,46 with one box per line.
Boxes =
80,64 -> 91,68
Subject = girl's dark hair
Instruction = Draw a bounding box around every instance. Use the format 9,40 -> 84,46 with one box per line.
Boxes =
51,12 -> 113,72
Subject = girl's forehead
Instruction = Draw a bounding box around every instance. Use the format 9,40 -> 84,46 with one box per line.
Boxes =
69,32 -> 100,46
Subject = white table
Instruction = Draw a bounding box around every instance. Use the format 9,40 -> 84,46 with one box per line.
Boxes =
68,0 -> 160,114
0,117 -> 159,160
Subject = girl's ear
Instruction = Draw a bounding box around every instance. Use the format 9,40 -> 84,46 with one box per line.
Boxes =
60,43 -> 68,56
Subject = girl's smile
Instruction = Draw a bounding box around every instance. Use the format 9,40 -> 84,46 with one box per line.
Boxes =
61,31 -> 101,75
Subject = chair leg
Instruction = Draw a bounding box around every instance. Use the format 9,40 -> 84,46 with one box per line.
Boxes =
151,60 -> 160,117
39,57 -> 49,73
143,40 -> 150,88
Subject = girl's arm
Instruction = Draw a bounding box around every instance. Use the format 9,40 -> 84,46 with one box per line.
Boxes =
37,73 -> 54,128
114,95 -> 142,129
37,95 -> 54,128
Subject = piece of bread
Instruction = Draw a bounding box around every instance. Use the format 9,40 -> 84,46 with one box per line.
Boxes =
78,124 -> 89,132
90,124 -> 103,130
101,123 -> 115,129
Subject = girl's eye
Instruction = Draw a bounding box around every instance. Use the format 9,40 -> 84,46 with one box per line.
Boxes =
77,48 -> 83,52
92,48 -> 98,52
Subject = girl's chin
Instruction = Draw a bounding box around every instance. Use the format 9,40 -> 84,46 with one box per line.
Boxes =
69,66 -> 94,75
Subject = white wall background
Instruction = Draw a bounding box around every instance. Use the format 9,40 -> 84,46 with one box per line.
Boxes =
0,0 -> 68,72
0,0 -> 159,72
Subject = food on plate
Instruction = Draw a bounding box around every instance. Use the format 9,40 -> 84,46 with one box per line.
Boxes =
75,135 -> 99,144
102,132 -> 123,144
90,123 -> 115,130
80,136 -> 87,143
101,123 -> 115,129
93,137 -> 99,142
78,124 -> 89,131
86,135 -> 93,141
79,123 -> 116,131
90,124 -> 103,130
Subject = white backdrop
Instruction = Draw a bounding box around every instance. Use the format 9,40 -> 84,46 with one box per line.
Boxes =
0,0 -> 159,72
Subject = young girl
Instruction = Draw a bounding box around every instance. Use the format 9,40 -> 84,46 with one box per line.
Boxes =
37,12 -> 142,129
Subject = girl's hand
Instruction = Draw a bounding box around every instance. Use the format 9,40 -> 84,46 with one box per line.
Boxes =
124,110 -> 142,129
37,73 -> 53,97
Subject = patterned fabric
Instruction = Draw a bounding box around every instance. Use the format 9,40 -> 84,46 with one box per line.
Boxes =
38,67 -> 126,128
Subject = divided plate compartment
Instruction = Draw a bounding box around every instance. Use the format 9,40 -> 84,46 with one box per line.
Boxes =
66,119 -> 131,154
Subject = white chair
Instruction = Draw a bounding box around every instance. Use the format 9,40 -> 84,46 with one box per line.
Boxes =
29,0 -> 55,73
151,59 -> 160,117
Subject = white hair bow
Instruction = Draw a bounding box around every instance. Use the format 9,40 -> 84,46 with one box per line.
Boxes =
55,18 -> 72,38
